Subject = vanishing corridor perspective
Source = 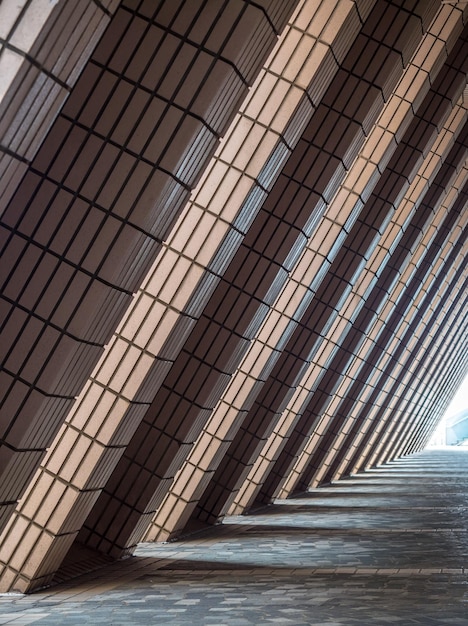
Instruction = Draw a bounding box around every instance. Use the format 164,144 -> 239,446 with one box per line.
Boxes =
0,0 -> 467,594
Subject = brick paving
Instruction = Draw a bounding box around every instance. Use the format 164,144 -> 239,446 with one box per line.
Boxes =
2,448 -> 468,625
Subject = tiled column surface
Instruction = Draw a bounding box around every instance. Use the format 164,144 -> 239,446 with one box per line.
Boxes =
241,146 -> 467,511
287,185 -> 468,493
341,248 -> 468,479
0,0 -> 327,593
404,351 -> 468,454
286,125 -> 468,488
384,252 -> 468,460
384,322 -> 468,461
1,0 -> 467,598
76,0 -> 437,552
373,286 -> 468,463
367,292 -> 468,465
283,220 -> 468,493
236,148 -> 468,506
321,249 -> 468,483
232,109 -> 468,509
146,2 -> 468,539
146,0 -> 420,540
286,275 -> 466,497
0,0 -> 299,591
335,255 -> 468,475
417,345 -> 468,451
334,271 -> 468,480
356,242 -> 468,469
366,278 -> 468,468
72,0 -> 398,555
186,16 -> 468,526
403,340 -> 468,455
0,0 -> 120,216
245,29 -> 468,504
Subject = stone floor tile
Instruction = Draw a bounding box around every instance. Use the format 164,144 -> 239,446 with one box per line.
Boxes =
2,449 -> 468,624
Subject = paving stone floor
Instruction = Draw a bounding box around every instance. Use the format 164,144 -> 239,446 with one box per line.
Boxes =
2,447 -> 468,625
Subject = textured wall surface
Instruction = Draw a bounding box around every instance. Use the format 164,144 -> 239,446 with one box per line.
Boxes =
0,0 -> 467,593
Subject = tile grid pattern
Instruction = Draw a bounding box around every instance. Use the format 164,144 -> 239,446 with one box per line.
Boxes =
0,0 -> 325,589
0,0 -> 300,591
375,286 -> 468,464
143,0 -> 378,544
230,86 -> 468,511
0,0 -> 311,587
349,278 -> 468,476
77,0 -> 386,557
188,8 -> 468,525
0,0 -> 467,594
180,0 -> 444,528
301,156 -> 468,488
284,247 -> 468,493
333,158 -> 468,475
334,280 -> 466,479
0,0 -> 118,215
251,24 -> 468,505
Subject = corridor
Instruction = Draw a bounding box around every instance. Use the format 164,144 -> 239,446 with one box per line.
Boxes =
2,448 -> 468,625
